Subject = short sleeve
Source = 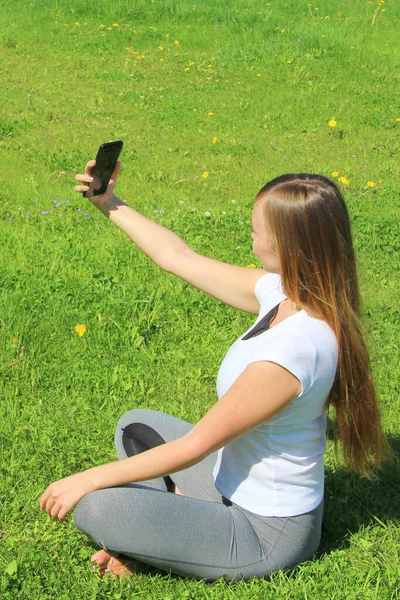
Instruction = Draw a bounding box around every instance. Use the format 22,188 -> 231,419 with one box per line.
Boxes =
247,329 -> 316,397
254,273 -> 284,306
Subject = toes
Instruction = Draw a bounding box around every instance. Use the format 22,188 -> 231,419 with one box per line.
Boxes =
91,549 -> 111,565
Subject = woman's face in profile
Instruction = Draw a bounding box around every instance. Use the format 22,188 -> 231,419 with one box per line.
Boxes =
251,199 -> 281,273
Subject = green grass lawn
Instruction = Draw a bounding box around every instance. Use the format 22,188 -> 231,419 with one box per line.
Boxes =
1,0 -> 399,597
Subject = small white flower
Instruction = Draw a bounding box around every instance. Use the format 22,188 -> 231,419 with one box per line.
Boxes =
205,211 -> 211,217
179,200 -> 185,204
231,199 -> 237,204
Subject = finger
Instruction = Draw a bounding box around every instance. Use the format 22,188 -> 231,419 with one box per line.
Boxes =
75,185 -> 90,194
75,174 -> 93,183
109,161 -> 121,182
40,489 -> 51,512
50,502 -> 62,519
85,160 -> 96,175
57,505 -> 71,521
45,496 -> 56,515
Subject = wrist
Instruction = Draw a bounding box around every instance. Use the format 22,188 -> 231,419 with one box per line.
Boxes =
83,461 -> 119,492
80,467 -> 102,494
96,194 -> 125,218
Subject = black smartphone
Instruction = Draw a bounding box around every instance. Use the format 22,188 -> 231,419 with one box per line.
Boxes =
84,140 -> 123,197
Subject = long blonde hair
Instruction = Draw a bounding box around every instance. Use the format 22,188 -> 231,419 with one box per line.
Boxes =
257,173 -> 387,478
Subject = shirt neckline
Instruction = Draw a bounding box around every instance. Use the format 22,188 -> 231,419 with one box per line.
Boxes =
243,299 -> 304,341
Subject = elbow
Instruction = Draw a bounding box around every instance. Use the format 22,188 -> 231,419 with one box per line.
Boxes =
155,255 -> 173,273
152,250 -> 179,273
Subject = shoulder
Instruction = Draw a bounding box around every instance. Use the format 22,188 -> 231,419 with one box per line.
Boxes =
254,273 -> 284,306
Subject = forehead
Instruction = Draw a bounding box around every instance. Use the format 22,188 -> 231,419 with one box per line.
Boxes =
252,197 -> 266,226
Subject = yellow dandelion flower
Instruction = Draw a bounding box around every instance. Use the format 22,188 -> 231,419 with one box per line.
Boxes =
11,337 -> 18,346
338,176 -> 350,185
113,23 -> 119,27
99,24 -> 105,28
174,40 -> 180,45
208,111 -> 214,116
75,324 -> 87,337
287,58 -> 293,63
281,28 -> 286,33
184,67 -> 190,71
396,118 -> 400,122
160,58 -> 164,61
325,15 -> 330,19
212,136 -> 218,144
314,7 -> 319,10
74,22 -> 80,26
158,46 -> 164,50
202,172 -> 209,178
322,34 -> 327,38
257,73 -> 262,77
328,119 -> 337,127
331,171 -> 339,177
247,264 -> 257,268
367,181 -> 375,188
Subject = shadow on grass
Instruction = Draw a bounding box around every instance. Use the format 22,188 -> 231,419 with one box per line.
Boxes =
319,419 -> 400,556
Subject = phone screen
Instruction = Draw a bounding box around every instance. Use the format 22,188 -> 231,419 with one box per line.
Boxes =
84,140 -> 123,197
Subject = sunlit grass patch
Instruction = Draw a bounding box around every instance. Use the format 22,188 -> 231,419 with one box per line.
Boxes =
0,0 -> 399,598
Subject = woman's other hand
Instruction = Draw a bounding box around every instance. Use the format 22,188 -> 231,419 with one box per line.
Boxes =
40,472 -> 95,520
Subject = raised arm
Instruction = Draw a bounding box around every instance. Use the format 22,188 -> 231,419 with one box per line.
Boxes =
75,161 -> 265,314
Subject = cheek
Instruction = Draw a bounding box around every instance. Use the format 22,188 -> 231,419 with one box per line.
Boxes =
253,236 -> 269,254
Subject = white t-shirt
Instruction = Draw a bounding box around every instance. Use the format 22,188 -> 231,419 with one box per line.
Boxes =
213,273 -> 338,517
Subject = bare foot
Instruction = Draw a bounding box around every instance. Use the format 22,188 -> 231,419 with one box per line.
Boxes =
91,549 -> 135,578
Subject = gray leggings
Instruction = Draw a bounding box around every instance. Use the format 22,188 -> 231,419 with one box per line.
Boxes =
74,409 -> 323,580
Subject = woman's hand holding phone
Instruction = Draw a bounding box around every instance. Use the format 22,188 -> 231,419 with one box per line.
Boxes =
75,140 -> 124,215
75,159 -> 122,216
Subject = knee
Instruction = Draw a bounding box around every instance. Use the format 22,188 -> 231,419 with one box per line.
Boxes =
74,490 -> 109,537
115,408 -> 161,432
